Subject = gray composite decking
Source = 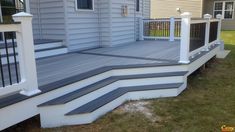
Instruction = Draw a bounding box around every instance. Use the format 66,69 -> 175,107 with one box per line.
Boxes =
0,40 -> 181,108
0,40 -> 219,109
36,40 -> 180,87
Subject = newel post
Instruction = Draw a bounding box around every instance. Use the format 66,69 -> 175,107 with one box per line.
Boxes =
139,17 -> 144,41
12,12 -> 41,96
169,17 -> 175,41
179,12 -> 191,64
204,14 -> 212,51
216,14 -> 224,50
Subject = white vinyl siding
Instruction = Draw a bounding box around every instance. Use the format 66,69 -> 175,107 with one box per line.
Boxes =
110,0 -> 135,46
29,0 -> 151,50
66,0 -> 100,51
29,0 -> 40,39
29,0 -> 66,40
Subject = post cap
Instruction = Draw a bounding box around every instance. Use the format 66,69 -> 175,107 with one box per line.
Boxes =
12,12 -> 33,17
203,14 -> 212,19
216,14 -> 223,19
180,12 -> 192,18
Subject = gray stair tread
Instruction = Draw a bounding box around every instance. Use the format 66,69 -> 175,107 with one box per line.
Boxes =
39,71 -> 187,107
38,77 -> 117,106
66,83 -> 183,115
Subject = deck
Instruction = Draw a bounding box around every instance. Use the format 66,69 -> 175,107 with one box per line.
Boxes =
0,39 -> 221,130
36,40 -> 180,87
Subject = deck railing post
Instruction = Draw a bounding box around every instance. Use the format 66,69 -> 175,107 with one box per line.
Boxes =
139,17 -> 144,41
203,14 -> 212,51
216,14 -> 224,50
12,12 -> 41,96
179,12 -> 191,64
169,17 -> 175,41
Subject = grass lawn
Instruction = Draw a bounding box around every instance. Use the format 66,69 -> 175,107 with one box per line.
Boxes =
6,31 -> 235,132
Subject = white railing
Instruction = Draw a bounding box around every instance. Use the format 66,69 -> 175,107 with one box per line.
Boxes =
139,17 -> 181,41
178,12 -> 222,64
0,12 -> 41,97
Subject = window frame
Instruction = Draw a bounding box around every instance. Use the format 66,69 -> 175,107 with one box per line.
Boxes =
213,1 -> 235,20
136,0 -> 140,12
75,0 -> 94,11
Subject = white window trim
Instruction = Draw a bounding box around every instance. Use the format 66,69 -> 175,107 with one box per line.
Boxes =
213,1 -> 235,20
75,0 -> 94,11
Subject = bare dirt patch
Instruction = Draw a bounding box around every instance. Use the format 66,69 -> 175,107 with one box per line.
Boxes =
114,101 -> 162,123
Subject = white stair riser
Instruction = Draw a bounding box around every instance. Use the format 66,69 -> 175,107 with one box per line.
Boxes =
112,65 -> 187,76
0,48 -> 68,65
0,71 -> 111,130
119,76 -> 184,87
63,94 -> 129,127
39,76 -> 186,128
59,88 -> 180,127
35,48 -> 68,58
39,82 -> 120,127
34,42 -> 63,50
39,76 -> 184,119
0,42 -> 63,55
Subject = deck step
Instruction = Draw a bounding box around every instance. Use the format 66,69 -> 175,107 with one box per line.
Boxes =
0,46 -> 68,64
0,40 -> 68,64
66,83 -> 183,115
39,71 -> 187,107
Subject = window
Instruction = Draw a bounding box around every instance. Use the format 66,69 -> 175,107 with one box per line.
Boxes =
214,1 -> 234,19
76,0 -> 94,11
136,0 -> 140,12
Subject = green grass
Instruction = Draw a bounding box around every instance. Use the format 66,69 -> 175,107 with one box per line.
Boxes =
6,31 -> 235,132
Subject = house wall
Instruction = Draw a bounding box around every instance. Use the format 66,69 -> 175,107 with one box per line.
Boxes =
150,0 -> 203,18
29,0 -> 40,40
110,0 -> 135,46
135,0 -> 151,40
30,0 -> 151,51
203,0 -> 235,30
29,0 -> 66,41
99,0 -> 112,47
65,0 -> 100,51
64,0 -> 150,51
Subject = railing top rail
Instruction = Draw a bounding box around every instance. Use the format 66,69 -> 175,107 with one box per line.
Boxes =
143,19 -> 181,22
0,24 -> 20,32
210,19 -> 220,22
191,18 -> 220,24
0,22 -> 21,25
191,19 -> 207,24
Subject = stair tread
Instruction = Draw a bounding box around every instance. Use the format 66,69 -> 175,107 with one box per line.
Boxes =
38,77 -> 118,106
38,71 -> 187,107
66,83 -> 183,115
